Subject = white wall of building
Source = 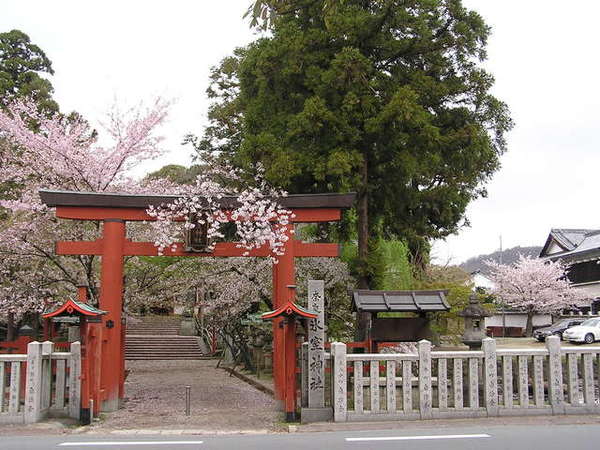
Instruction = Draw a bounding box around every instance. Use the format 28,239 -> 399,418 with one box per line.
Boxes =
485,313 -> 552,329
573,282 -> 600,302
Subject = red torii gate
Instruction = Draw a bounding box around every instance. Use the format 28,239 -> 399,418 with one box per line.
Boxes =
39,189 -> 354,420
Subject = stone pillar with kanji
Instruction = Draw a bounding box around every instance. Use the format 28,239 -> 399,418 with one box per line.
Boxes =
301,279 -> 332,422
308,280 -> 325,407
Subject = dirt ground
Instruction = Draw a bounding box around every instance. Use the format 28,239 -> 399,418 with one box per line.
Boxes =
86,359 -> 283,433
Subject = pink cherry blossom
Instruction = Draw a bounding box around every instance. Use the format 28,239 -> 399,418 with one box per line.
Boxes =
0,98 -> 299,323
0,97 -> 171,320
146,162 -> 294,262
486,255 -> 587,336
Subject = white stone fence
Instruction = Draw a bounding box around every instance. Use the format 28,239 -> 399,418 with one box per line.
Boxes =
330,336 -> 600,422
0,341 -> 81,424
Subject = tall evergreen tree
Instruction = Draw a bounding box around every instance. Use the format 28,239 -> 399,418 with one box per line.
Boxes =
198,1 -> 512,301
0,29 -> 57,111
0,30 -> 61,201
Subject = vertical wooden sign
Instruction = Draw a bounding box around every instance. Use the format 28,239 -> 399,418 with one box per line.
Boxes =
308,280 -> 325,408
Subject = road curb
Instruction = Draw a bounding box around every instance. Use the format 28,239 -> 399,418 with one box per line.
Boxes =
295,413 -> 600,433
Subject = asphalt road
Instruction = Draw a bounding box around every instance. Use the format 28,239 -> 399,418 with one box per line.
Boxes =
2,423 -> 599,450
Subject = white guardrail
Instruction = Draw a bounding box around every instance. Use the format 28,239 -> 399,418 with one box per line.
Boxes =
329,336 -> 600,422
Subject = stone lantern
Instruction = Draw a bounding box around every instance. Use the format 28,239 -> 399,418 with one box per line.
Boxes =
459,294 -> 492,350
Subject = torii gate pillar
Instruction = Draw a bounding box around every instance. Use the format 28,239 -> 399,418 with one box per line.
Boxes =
272,225 -> 295,402
99,219 -> 126,411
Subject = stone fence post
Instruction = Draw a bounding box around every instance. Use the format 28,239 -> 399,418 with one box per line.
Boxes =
546,335 -> 565,414
418,340 -> 432,419
69,341 -> 82,420
24,341 -> 43,424
483,338 -> 498,415
41,341 -> 54,410
331,342 -> 347,422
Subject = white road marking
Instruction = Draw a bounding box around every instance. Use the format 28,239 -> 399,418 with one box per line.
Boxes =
345,433 -> 491,442
58,441 -> 203,446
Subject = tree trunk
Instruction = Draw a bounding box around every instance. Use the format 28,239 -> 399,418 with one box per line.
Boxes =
6,312 -> 16,341
355,158 -> 371,342
357,159 -> 369,289
407,235 -> 429,279
32,313 -> 41,340
525,310 -> 534,337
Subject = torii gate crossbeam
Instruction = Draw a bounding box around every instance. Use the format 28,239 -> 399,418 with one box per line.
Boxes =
40,190 -> 354,420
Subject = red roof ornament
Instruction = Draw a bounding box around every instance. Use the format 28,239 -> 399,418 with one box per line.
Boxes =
43,298 -> 107,319
261,301 -> 318,320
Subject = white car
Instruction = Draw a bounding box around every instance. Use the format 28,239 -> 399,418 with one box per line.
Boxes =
563,318 -> 600,344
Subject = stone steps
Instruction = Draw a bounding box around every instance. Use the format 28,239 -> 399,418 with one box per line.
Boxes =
126,319 -> 181,336
125,328 -> 180,335
125,316 -> 204,360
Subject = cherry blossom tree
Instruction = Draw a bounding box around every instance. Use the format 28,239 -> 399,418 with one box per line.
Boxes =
193,254 -> 353,367
0,258 -> 55,339
0,97 -> 305,337
0,98 -> 171,204
123,252 -> 353,369
146,162 -> 294,261
0,97 -> 171,325
486,255 -> 585,336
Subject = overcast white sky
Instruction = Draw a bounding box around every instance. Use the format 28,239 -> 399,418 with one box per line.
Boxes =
2,1 -> 599,264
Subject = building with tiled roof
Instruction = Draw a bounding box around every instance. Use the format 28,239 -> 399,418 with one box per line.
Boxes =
540,228 -> 600,313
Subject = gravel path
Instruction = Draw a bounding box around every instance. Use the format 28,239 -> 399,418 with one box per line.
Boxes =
91,360 -> 283,433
